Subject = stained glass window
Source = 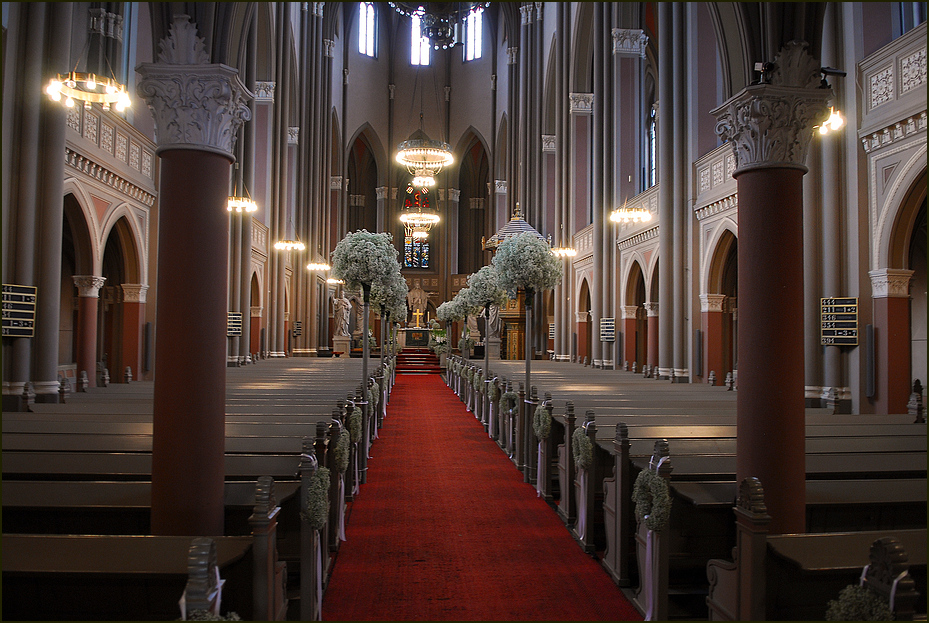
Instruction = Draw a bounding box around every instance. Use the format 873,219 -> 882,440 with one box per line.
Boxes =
402,183 -> 430,268
464,6 -> 483,61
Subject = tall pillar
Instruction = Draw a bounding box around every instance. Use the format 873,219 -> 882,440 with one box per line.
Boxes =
701,294 -> 726,385
645,302 -> 659,372
713,41 -> 831,534
137,15 -> 252,536
869,269 -> 914,414
73,276 -> 106,388
656,3 -> 674,379
120,284 -> 148,381
622,305 -> 638,367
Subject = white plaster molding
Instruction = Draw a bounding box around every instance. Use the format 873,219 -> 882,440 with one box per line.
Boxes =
330,175 -> 343,190
700,293 -> 726,313
519,4 -> 533,25
495,180 -> 507,194
860,111 -> 927,153
712,42 -> 831,174
323,39 -> 334,58
694,194 -> 738,221
121,284 -> 149,304
643,302 -> 659,316
869,268 -> 914,298
73,275 -> 107,298
616,225 -> 659,251
622,305 -> 639,320
449,188 -> 461,202
253,81 -> 275,102
288,127 -> 299,145
612,28 -> 648,58
575,311 -> 590,323
569,92 -> 594,115
250,306 -> 263,318
541,134 -> 556,152
375,186 -> 388,200
89,7 -> 124,42
65,148 -> 157,206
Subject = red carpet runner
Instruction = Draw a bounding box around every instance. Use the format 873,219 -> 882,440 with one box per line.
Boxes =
322,373 -> 642,621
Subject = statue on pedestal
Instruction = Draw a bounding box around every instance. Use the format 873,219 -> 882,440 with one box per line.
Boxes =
407,280 -> 428,327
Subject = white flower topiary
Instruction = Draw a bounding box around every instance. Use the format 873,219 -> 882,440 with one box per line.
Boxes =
492,231 -> 563,300
331,230 -> 400,294
465,265 -> 509,309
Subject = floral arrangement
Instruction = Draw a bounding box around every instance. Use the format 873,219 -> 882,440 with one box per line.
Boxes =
332,427 -> 351,474
533,404 -> 552,439
572,427 -> 593,470
499,390 -> 519,416
300,466 -> 331,530
632,468 -> 671,532
488,380 -> 500,402
368,379 -> 379,408
472,369 -> 484,391
429,328 -> 449,355
491,231 -> 563,300
459,334 -> 475,352
826,585 -> 893,621
348,406 -> 362,443
465,265 -> 509,309
436,301 -> 456,323
331,230 -> 400,294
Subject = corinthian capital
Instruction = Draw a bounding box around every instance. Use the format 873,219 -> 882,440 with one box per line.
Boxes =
73,275 -> 106,298
136,16 -> 253,159
711,41 -> 832,174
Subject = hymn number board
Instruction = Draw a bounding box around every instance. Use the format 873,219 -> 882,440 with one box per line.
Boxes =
2,284 -> 37,338
820,297 -> 858,346
227,312 -> 243,337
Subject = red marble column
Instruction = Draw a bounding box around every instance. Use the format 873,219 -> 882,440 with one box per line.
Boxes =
73,276 -> 106,388
138,16 -> 252,537
713,41 -> 831,534
701,294 -> 726,385
622,306 -> 638,367
250,306 -> 262,356
645,302 -> 659,373
576,312 -> 589,363
120,284 -> 148,382
870,269 -> 914,414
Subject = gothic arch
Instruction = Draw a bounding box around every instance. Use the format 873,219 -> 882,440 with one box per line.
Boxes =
346,122 -> 388,186
99,203 -> 145,284
570,3 -> 594,93
703,218 -> 739,294
61,178 -> 103,270
878,156 -> 927,270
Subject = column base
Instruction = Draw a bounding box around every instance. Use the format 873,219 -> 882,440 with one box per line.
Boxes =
269,351 -> 287,358
292,348 -> 315,357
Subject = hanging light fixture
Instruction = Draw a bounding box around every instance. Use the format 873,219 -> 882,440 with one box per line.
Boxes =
275,217 -> 305,251
396,138 -> 454,178
546,234 -> 576,258
815,106 -> 845,135
307,263 -> 331,271
227,163 -> 258,213
610,198 -> 653,224
399,183 -> 440,240
45,20 -> 130,112
388,2 -> 490,50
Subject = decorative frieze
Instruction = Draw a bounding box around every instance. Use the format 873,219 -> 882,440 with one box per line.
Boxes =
83,112 -> 98,143
569,92 -> 594,115
860,111 -> 927,153
101,123 -> 114,154
115,133 -> 128,162
712,41 -> 831,174
612,28 -> 648,58
616,225 -> 659,251
67,105 -> 82,133
699,167 -> 710,193
869,66 -> 895,109
65,147 -> 157,206
900,46 -> 926,94
121,284 -> 149,304
869,268 -> 913,298
695,194 -> 738,221
541,134 -> 556,152
129,143 -> 141,171
136,16 -> 253,158
73,275 -> 106,298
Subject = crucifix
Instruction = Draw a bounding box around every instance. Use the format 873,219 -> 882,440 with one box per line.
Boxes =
412,309 -> 424,327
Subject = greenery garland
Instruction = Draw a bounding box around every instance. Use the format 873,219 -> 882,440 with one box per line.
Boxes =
533,404 -> 552,439
632,468 -> 672,532
300,466 -> 331,530
459,336 -> 475,352
572,427 -> 593,470
348,406 -> 362,444
185,610 -> 241,621
488,381 -> 500,402
826,585 -> 893,621
473,370 -> 484,391
331,428 -> 351,474
368,380 -> 379,408
499,391 -> 519,416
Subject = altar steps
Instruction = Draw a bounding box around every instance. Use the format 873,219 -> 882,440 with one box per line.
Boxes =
395,348 -> 442,374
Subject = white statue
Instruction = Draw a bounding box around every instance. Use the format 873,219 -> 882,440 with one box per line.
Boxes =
484,304 -> 501,339
407,280 -> 428,326
333,296 -> 351,336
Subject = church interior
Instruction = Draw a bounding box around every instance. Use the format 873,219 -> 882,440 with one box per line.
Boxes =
2,2 -> 927,620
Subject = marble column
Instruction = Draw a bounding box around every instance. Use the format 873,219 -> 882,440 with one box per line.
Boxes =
645,302 -> 659,373
700,294 -> 727,385
137,15 -> 252,536
73,276 -> 106,388
622,305 -> 638,367
120,284 -> 148,382
713,41 -> 832,534
869,269 -> 914,414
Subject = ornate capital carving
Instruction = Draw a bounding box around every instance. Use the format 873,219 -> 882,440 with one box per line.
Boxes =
73,275 -> 106,298
253,81 -> 275,102
869,268 -> 914,298
121,284 -> 149,304
519,5 -> 533,25
712,42 -> 831,174
495,180 -> 507,194
330,175 -> 343,190
700,293 -> 727,313
323,39 -> 335,58
507,47 -> 518,65
569,92 -> 594,115
644,301 -> 659,316
375,186 -> 388,200
449,188 -> 461,202
288,127 -> 299,145
612,28 -> 648,58
622,305 -> 639,320
136,16 -> 253,159
541,134 -> 556,152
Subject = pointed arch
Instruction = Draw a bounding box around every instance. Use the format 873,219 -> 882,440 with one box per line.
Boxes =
99,203 -> 146,284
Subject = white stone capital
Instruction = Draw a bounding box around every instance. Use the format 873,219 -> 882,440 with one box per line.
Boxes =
449,188 -> 461,202
507,47 -> 518,65
700,293 -> 727,313
251,306 -> 263,318
612,28 -> 648,58
136,16 -> 252,159
330,176 -> 343,190
121,284 -> 149,304
375,186 -> 388,200
73,275 -> 107,298
644,302 -> 659,316
288,127 -> 299,145
622,305 -> 639,320
495,180 -> 507,194
575,311 -> 590,323
869,268 -> 914,298
541,134 -> 556,152
254,81 -> 275,102
569,92 -> 594,115
711,41 -> 832,174
323,39 -> 334,58
519,5 -> 533,25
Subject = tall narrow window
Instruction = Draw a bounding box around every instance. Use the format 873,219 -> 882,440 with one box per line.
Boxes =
402,184 -> 431,268
359,2 -> 376,57
646,105 -> 657,188
464,6 -> 483,61
411,10 -> 430,66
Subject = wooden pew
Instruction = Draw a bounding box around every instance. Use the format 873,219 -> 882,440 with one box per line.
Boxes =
2,476 -> 291,621
705,478 -> 927,621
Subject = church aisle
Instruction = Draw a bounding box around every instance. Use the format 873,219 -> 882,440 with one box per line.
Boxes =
321,373 -> 642,621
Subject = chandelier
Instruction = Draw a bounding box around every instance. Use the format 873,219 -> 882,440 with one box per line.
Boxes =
45,22 -> 130,112
399,182 -> 440,239
389,2 -> 490,50
307,263 -> 331,271
396,138 -> 454,178
547,234 -> 576,258
610,200 -> 652,224
227,163 -> 257,213
275,239 -> 306,251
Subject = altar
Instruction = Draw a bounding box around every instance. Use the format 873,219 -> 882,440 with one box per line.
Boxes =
401,328 -> 429,348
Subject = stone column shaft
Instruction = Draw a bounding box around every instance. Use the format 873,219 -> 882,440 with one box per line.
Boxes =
870,269 -> 914,414
701,294 -> 727,385
73,276 -> 106,388
645,302 -> 659,372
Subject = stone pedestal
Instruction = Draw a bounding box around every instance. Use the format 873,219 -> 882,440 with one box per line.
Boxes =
486,336 -> 502,359
332,336 -> 351,357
